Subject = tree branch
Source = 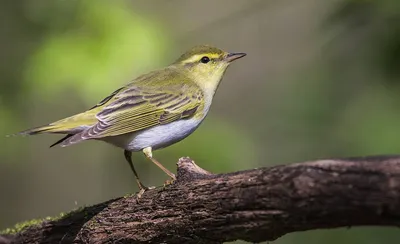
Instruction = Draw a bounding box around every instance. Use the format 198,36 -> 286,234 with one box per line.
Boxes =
2,155 -> 400,244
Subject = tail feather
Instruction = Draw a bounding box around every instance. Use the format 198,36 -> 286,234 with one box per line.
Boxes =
59,132 -> 87,147
18,110 -> 97,136
49,134 -> 74,148
14,111 -> 98,147
19,124 -> 64,136
17,124 -> 88,148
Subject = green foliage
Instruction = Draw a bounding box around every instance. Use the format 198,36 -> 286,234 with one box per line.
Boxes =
23,0 -> 169,104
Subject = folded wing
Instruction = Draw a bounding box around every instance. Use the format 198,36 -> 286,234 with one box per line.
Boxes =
59,84 -> 203,147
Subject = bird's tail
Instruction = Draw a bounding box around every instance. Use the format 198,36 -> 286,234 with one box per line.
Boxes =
10,111 -> 97,147
18,124 -> 71,136
16,111 -> 96,136
12,124 -> 75,148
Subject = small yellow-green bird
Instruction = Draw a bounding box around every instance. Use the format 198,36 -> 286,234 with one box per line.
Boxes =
19,45 -> 246,194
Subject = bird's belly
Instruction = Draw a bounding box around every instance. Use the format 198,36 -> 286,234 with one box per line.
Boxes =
102,118 -> 203,152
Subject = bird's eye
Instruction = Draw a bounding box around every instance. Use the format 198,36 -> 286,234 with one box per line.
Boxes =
200,56 -> 210,64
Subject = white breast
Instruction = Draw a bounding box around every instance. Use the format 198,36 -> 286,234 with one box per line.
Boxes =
128,118 -> 203,151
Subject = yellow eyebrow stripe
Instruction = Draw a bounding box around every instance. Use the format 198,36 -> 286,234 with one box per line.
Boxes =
181,53 -> 221,64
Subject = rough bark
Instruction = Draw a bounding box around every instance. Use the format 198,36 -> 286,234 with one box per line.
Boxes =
1,155 -> 400,244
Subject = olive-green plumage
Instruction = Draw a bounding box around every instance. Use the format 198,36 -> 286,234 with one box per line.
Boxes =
19,45 -> 246,195
29,68 -> 204,145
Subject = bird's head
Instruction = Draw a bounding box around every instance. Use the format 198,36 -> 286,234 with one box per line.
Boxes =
173,45 -> 246,92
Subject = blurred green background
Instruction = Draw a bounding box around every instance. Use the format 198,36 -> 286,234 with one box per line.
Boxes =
1,0 -> 400,243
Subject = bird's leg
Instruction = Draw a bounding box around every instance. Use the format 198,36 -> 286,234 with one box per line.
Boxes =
142,147 -> 176,181
124,150 -> 148,197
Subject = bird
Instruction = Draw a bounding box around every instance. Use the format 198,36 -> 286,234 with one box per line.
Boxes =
19,45 -> 246,196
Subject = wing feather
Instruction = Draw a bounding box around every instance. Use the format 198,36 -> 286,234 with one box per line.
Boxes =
59,68 -> 204,147
95,89 -> 201,137
60,90 -> 202,146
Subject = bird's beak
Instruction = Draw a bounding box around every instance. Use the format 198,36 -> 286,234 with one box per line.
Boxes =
224,52 -> 247,62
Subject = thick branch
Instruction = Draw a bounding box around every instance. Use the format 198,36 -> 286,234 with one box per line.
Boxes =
2,155 -> 400,244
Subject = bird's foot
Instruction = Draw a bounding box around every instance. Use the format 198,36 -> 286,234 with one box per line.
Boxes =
135,185 -> 156,201
136,188 -> 146,199
163,177 -> 175,187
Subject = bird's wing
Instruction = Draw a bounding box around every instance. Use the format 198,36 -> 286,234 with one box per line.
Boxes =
93,85 -> 203,137
60,73 -> 203,146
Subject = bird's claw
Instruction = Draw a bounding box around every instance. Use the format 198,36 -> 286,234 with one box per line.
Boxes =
163,178 -> 175,187
135,185 -> 156,202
